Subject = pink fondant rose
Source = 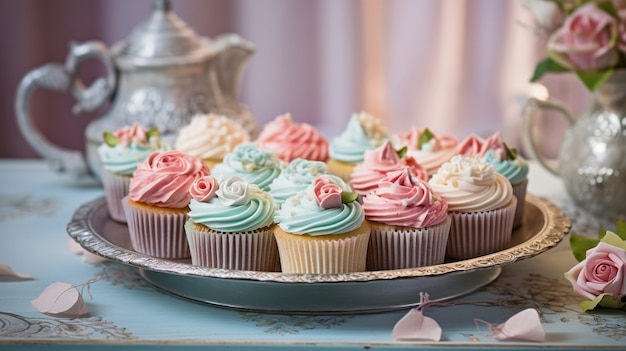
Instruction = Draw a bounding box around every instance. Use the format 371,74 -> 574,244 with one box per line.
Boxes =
190,175 -> 219,202
309,175 -> 342,209
565,241 -> 626,301
547,3 -> 619,71
115,122 -> 148,145
216,176 -> 250,206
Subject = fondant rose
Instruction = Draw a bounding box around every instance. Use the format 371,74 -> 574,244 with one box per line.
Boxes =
115,122 -> 148,145
309,176 -> 342,209
547,3 -> 619,71
190,175 -> 219,202
216,176 -> 250,206
565,241 -> 626,300
233,142 -> 280,172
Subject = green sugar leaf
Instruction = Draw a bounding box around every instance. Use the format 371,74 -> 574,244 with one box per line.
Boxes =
341,191 -> 358,204
418,128 -> 435,149
569,234 -> 600,262
396,146 -> 408,159
146,127 -> 160,139
503,142 -> 518,161
102,131 -> 119,147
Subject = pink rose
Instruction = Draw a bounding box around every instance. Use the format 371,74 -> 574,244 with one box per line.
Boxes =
547,3 -> 619,71
309,175 -> 342,209
115,122 -> 147,145
565,242 -> 626,300
189,175 -> 219,202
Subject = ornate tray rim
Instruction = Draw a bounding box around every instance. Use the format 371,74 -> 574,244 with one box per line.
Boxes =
67,193 -> 571,284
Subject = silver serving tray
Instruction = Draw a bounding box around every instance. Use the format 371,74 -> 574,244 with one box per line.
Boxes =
67,194 -> 570,314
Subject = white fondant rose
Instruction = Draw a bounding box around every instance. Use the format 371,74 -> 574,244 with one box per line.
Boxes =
216,176 -> 250,206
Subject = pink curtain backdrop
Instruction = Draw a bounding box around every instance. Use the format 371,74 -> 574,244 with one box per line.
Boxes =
0,0 -> 589,161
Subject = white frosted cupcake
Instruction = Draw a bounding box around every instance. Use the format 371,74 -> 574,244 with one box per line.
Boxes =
185,175 -> 278,271
174,113 -> 251,168
274,175 -> 370,274
362,169 -> 451,270
429,155 -> 516,260
97,123 -> 168,222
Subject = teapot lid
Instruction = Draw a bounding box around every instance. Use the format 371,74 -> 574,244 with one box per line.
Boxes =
111,0 -> 214,67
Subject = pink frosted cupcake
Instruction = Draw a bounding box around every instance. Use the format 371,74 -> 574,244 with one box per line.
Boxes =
394,127 -> 459,177
350,140 -> 428,197
122,150 -> 210,259
362,169 -> 451,270
429,155 -> 516,260
185,175 -> 278,271
97,123 -> 168,222
455,133 -> 485,157
255,113 -> 328,162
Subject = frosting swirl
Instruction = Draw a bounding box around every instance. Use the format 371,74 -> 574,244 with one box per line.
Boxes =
187,176 -> 275,232
428,155 -> 513,212
211,142 -> 282,191
483,149 -> 529,185
174,113 -> 250,160
128,151 -> 210,208
98,123 -> 168,175
275,177 -> 364,236
256,114 -> 328,162
268,158 -> 348,205
329,112 -> 388,163
350,140 -> 427,196
394,127 -> 459,176
362,169 -> 448,228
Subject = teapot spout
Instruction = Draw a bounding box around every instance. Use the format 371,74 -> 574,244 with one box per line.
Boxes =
212,33 -> 254,103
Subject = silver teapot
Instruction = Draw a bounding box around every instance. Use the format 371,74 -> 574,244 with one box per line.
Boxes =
15,0 -> 258,180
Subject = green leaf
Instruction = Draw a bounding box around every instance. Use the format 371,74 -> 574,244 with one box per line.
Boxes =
599,231 -> 626,250
418,128 -> 435,149
596,1 -> 619,19
580,294 -> 626,312
615,219 -> 626,240
146,127 -> 160,140
102,131 -> 119,147
341,191 -> 358,204
569,234 -> 600,262
530,57 -> 570,82
576,69 -> 613,91
503,142 -> 518,161
395,146 -> 408,159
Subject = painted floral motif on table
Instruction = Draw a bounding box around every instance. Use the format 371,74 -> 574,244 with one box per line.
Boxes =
239,313 -> 354,335
0,195 -> 59,222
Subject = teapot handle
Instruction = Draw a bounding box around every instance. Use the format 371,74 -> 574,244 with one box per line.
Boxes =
15,41 -> 116,176
521,96 -> 575,176
211,33 -> 255,102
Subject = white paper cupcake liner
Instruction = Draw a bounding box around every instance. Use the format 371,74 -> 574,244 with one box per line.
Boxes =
367,216 -> 451,270
512,178 -> 528,228
185,222 -> 279,271
274,225 -> 370,274
122,197 -> 190,259
101,170 -> 131,223
445,197 -> 517,260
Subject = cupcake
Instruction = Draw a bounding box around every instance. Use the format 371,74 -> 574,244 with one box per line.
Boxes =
327,111 -> 388,181
362,169 -> 451,270
255,113 -> 328,162
267,158 -> 348,206
273,175 -> 370,274
481,132 -> 529,228
174,113 -> 251,168
211,142 -> 282,191
122,150 -> 210,259
97,122 -> 169,222
185,175 -> 279,271
428,155 -> 516,260
350,140 -> 428,197
393,127 -> 459,177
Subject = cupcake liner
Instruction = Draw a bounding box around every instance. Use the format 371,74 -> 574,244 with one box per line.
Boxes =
326,159 -> 356,183
445,197 -> 517,260
101,170 -> 131,223
122,197 -> 190,259
367,216 -> 451,270
185,221 -> 279,271
273,223 -> 370,274
512,178 -> 528,228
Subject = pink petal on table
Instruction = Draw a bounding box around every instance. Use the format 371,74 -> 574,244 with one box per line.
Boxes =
31,282 -> 89,318
492,308 -> 545,342
392,308 -> 442,341
0,262 -> 33,281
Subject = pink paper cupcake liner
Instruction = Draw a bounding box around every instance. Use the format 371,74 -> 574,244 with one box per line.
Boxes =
101,170 -> 131,223
445,197 -> 517,260
367,216 -> 451,270
185,222 -> 279,271
512,178 -> 528,228
122,197 -> 190,259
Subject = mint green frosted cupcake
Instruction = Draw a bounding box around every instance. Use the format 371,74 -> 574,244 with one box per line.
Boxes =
185,175 -> 279,271
210,142 -> 282,191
